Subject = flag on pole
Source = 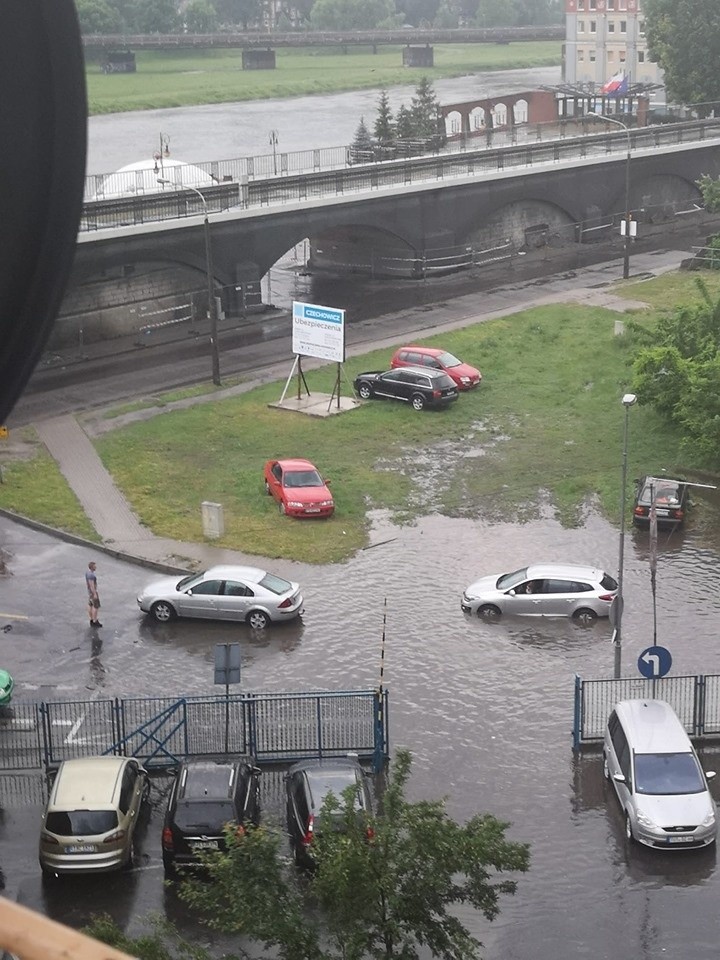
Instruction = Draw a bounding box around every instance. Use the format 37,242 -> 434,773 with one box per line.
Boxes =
601,71 -> 629,96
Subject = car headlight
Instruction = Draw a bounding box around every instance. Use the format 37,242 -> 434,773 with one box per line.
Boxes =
702,810 -> 716,827
460,377 -> 471,384
636,810 -> 657,829
320,500 -> 333,507
288,501 -> 304,508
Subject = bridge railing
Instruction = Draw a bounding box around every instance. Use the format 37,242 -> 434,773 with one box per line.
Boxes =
80,117 -> 720,234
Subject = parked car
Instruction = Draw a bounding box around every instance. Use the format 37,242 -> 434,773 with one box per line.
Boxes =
390,345 -> 481,390
353,366 -> 459,411
162,758 -> 261,875
285,756 -> 373,867
39,756 -> 149,875
633,475 -> 689,528
263,458 -> 334,518
0,668 -> 14,706
604,699 -> 717,850
137,564 -> 303,630
461,562 -> 618,625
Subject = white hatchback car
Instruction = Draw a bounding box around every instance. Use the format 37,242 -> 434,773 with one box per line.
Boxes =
604,699 -> 717,850
461,562 -> 617,625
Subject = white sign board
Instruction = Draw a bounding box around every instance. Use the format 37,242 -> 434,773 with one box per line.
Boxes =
292,301 -> 345,362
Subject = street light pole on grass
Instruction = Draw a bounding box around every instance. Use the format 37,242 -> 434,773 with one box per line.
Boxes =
587,112 -> 633,280
157,178 -> 221,386
614,392 -> 637,679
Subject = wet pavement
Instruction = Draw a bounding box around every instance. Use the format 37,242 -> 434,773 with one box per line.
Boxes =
86,66 -> 562,174
3,490 -> 720,956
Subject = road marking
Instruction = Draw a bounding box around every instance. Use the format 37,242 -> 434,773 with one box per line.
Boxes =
0,613 -> 29,621
65,688 -> 101,745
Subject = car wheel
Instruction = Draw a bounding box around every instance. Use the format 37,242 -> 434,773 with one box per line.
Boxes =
151,600 -> 176,623
358,383 -> 372,400
573,608 -> 597,626
411,393 -> 425,411
124,839 -> 135,870
477,604 -> 502,622
247,609 -> 270,630
163,855 -> 176,878
625,813 -> 634,842
264,480 -> 271,495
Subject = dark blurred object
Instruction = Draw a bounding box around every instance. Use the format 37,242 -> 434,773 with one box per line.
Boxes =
0,0 -> 87,424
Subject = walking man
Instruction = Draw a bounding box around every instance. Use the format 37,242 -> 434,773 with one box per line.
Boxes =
86,560 -> 102,628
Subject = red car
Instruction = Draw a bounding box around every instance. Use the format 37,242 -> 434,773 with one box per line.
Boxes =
390,346 -> 482,390
263,459 -> 334,518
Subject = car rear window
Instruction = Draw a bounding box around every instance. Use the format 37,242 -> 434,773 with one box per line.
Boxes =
601,573 -> 618,590
46,809 -> 118,835
434,374 -> 456,389
259,573 -> 292,595
175,800 -> 237,831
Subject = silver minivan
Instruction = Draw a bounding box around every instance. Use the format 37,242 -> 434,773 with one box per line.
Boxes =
39,756 -> 149,875
603,699 -> 717,850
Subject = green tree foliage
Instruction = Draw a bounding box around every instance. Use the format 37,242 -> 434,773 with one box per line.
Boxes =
184,0 -> 219,32
214,0 -> 264,29
631,276 -> 720,463
123,0 -> 179,32
396,0 -> 441,26
84,913 -> 222,960
310,0 -> 394,30
374,89 -> 395,143
351,116 -> 375,159
177,749 -> 530,960
644,0 -> 720,109
395,103 -> 415,139
433,0 -> 459,28
411,76 -> 442,139
697,174 -> 720,213
75,0 -> 122,33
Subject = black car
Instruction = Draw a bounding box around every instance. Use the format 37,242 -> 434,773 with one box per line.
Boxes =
285,757 -> 373,867
632,475 -> 689,528
162,758 -> 261,874
353,366 -> 459,411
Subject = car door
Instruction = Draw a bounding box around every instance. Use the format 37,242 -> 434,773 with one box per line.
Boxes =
266,463 -> 283,504
179,579 -> 224,619
503,580 -> 547,615
375,370 -> 406,401
538,578 -> 582,616
217,580 -> 253,621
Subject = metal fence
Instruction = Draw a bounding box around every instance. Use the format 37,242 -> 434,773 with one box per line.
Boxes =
572,674 -> 720,749
80,117 -> 720,232
0,689 -> 389,773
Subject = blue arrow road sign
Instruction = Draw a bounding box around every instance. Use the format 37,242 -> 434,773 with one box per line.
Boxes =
637,645 -> 672,679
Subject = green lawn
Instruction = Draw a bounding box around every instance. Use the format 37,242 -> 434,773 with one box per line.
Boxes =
85,42 -> 561,114
4,270 -> 716,564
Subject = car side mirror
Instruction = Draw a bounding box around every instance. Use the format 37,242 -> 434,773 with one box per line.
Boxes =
706,770 -> 717,780
325,478 -> 331,485
186,589 -> 193,596
508,589 -> 516,596
613,772 -> 626,784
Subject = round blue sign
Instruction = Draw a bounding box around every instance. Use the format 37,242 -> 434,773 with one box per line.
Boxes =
637,645 -> 673,679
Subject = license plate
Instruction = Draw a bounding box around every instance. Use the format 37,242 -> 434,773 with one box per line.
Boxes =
656,509 -> 670,516
190,840 -> 219,850
667,835 -> 695,843
67,844 -> 97,853
305,508 -> 321,513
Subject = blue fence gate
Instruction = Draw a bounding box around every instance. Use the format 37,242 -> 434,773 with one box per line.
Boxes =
0,688 -> 390,773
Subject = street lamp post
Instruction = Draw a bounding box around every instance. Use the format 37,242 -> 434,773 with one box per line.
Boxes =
588,112 -> 632,280
614,392 -> 637,679
269,130 -> 279,176
158,178 -> 221,386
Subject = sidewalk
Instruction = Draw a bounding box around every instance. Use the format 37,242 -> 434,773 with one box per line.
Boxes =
27,249 -> 689,573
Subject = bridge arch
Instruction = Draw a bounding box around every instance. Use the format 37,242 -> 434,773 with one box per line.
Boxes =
463,198 -> 577,251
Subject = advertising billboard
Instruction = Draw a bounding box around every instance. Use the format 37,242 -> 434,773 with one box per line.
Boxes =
292,301 -> 345,363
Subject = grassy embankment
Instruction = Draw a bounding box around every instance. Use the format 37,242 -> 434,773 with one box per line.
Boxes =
2,272 -> 720,563
84,42 -> 561,114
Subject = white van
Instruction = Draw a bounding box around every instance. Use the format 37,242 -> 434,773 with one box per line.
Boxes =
603,699 -> 717,850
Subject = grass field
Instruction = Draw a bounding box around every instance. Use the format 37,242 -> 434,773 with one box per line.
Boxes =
85,42 -> 561,114
5,271 -> 718,564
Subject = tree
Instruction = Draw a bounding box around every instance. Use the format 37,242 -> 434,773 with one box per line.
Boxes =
411,76 -> 442,139
374,89 -> 395,143
214,0 -> 264,29
395,103 -> 415,140
178,749 -> 530,960
84,913 -> 223,960
433,0 -> 459,28
644,0 -> 720,109
395,0 -> 441,26
309,0 -> 394,31
184,0 -> 219,32
123,0 -> 179,32
75,0 -> 122,33
350,117 -> 375,161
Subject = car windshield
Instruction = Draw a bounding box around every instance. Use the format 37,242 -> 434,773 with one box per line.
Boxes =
437,351 -> 461,368
284,470 -> 323,488
259,573 -> 292,595
175,800 -> 236,831
46,809 -> 118,835
176,573 -> 203,592
634,752 -> 706,795
497,567 -> 529,590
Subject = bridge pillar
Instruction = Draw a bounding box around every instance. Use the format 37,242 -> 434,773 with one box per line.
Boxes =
242,49 -> 276,70
403,45 -> 434,67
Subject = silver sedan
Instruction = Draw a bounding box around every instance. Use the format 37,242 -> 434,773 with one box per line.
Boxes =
137,564 -> 303,630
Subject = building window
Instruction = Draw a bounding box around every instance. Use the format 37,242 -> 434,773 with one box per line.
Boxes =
606,0 -> 615,7
589,50 -> 596,61
639,19 -> 646,34
638,50 -> 645,62
578,49 -> 585,61
618,0 -> 626,9
589,0 -> 596,8
619,51 -> 626,62
620,19 -> 627,32
578,19 -> 584,31
608,21 -> 615,31
577,0 -> 585,7
590,20 -> 597,32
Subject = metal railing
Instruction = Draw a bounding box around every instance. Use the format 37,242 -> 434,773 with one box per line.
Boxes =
81,118 -> 720,234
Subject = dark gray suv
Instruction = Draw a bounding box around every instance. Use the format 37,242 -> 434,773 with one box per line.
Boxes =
353,366 -> 459,411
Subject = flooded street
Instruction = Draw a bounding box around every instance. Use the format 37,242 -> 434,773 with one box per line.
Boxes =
2,487 -> 720,957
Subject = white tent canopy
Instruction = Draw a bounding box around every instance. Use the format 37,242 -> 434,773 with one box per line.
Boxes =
88,158 -> 217,200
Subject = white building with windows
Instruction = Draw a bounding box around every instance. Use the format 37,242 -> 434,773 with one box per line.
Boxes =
564,0 -> 664,89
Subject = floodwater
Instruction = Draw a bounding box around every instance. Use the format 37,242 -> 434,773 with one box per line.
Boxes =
86,66 -> 561,174
2,483 -> 720,957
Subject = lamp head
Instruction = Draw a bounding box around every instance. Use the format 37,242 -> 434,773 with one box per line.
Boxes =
622,393 -> 637,407
157,177 -> 171,185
